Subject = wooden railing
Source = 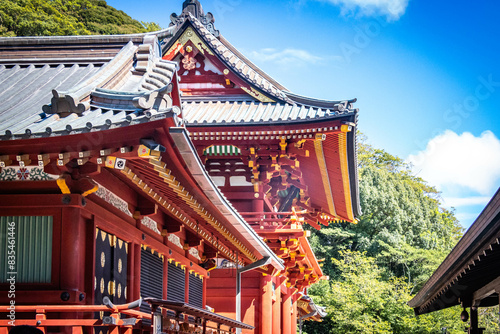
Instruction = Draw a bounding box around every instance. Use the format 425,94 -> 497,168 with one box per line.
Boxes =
0,299 -> 150,334
0,298 -> 244,334
238,211 -> 304,227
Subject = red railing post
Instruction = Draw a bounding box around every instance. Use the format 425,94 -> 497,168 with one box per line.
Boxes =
109,313 -> 120,334
72,326 -> 83,334
36,308 -> 47,334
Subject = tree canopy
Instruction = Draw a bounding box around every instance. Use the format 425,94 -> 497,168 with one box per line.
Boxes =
303,135 -> 499,333
0,0 -> 161,37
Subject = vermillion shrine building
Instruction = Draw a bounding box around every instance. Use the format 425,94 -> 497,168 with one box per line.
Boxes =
0,1 -> 360,333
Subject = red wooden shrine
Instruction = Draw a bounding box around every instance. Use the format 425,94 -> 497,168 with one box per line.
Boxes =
0,1 -> 360,333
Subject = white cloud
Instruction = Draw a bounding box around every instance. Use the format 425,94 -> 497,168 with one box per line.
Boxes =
442,196 -> 492,208
407,130 -> 500,196
322,0 -> 409,20
247,48 -> 329,67
455,212 -> 482,228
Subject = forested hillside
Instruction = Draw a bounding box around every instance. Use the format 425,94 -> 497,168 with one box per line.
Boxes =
0,0 -> 161,37
303,135 -> 499,333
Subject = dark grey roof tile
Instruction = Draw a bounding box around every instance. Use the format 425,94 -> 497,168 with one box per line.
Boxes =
45,113 -> 80,132
182,100 -> 356,127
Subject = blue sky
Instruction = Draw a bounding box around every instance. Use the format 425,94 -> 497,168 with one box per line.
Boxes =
107,0 -> 500,228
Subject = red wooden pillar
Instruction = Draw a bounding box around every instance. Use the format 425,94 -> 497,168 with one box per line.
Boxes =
85,217 -> 97,305
184,267 -> 190,323
260,274 -> 273,334
252,195 -> 264,213
60,208 -> 84,291
132,244 -> 141,300
282,289 -> 292,334
272,282 -> 281,334
60,208 -> 83,334
291,292 -> 298,334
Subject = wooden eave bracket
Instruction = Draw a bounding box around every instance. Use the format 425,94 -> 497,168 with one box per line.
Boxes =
56,172 -> 99,197
162,222 -> 182,235
185,229 -> 203,248
134,195 -> 158,219
0,155 -> 13,168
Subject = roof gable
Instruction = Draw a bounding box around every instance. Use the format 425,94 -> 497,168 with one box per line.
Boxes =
163,17 -> 289,103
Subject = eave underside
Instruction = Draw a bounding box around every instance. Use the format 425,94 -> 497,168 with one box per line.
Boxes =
0,122 -> 268,267
411,189 -> 500,315
186,113 -> 359,223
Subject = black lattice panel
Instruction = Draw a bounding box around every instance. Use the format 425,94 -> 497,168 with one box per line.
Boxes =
94,229 -> 128,334
189,272 -> 203,308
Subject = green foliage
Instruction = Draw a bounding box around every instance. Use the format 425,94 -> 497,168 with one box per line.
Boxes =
0,0 -> 91,36
141,21 -> 162,32
0,0 -> 162,36
303,134 -> 491,333
308,135 -> 463,285
305,251 -> 466,334
479,306 -> 500,333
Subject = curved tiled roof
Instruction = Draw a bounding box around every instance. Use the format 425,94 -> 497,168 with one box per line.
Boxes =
182,100 -> 356,126
140,59 -> 177,91
0,63 -> 103,136
1,106 -> 181,141
0,36 -> 180,140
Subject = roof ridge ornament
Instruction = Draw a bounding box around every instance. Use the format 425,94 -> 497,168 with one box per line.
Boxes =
42,90 -> 86,117
170,0 -> 220,38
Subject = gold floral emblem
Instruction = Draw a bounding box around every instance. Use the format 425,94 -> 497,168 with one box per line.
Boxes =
108,280 -> 115,296
182,55 -> 197,70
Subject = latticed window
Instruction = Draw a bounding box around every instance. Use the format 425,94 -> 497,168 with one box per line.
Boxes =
0,216 -> 53,283
140,247 -> 164,316
167,260 -> 186,302
188,272 -> 203,308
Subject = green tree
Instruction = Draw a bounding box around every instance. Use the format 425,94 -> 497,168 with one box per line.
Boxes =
304,134 -> 473,333
0,0 -> 90,36
0,0 -> 162,37
304,251 -> 466,334
309,136 -> 462,286
141,21 -> 162,32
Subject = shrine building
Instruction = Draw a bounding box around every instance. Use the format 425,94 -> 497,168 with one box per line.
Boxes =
409,188 -> 500,334
0,1 -> 360,333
